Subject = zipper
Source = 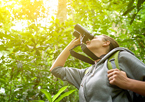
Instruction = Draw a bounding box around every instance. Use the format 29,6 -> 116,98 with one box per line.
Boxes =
81,63 -> 98,87
91,63 -> 97,77
81,65 -> 95,87
83,63 -> 98,102
81,76 -> 86,87
81,71 -> 90,87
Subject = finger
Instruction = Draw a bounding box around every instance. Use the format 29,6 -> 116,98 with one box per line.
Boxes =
107,69 -> 115,74
109,79 -> 116,85
114,68 -> 120,71
113,70 -> 119,74
108,72 -> 113,78
108,71 -> 117,78
108,75 -> 114,81
109,74 -> 118,84
108,68 -> 120,72
107,69 -> 116,78
108,70 -> 119,78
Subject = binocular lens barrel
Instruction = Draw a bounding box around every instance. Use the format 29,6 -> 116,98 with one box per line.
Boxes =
74,24 -> 94,40
73,31 -> 80,39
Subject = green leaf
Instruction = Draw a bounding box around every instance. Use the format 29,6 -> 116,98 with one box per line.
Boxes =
40,89 -> 52,102
31,100 -> 44,102
0,78 -> 6,84
51,16 -> 55,20
52,86 -> 68,102
64,27 -> 72,32
0,45 -> 5,51
55,90 -> 76,102
115,3 -> 128,10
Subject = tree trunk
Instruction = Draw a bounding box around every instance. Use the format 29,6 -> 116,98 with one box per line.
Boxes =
57,0 -> 67,23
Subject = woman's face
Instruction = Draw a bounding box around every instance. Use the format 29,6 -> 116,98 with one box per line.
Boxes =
86,35 -> 105,50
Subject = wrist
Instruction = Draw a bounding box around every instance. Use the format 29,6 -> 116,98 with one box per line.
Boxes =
68,41 -> 80,48
67,42 -> 75,49
125,78 -> 134,90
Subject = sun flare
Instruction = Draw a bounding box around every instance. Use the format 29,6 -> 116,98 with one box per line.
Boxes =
2,0 -> 59,31
43,0 -> 58,16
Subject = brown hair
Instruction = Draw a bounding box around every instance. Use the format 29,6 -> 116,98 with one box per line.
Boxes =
102,35 -> 119,51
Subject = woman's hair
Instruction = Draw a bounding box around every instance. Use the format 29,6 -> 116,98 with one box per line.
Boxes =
102,35 -> 119,51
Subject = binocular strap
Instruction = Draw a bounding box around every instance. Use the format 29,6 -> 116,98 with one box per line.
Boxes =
70,44 -> 102,64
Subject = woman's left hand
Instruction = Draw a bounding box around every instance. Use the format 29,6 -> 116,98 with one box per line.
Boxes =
107,69 -> 129,89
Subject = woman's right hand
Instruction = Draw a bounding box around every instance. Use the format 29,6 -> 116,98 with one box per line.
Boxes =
107,69 -> 128,89
70,36 -> 81,47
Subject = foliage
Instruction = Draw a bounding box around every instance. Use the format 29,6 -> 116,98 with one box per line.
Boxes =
0,0 -> 145,101
35,86 -> 76,102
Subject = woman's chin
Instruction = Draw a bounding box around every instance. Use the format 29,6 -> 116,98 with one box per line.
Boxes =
86,46 -> 92,51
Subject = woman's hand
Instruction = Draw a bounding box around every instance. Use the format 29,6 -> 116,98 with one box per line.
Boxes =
70,36 -> 81,47
108,69 -> 145,96
107,69 -> 129,89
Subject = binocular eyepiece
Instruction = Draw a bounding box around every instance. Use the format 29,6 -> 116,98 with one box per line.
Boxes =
73,24 -> 94,43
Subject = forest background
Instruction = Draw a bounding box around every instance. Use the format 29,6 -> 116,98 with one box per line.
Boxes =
0,0 -> 145,101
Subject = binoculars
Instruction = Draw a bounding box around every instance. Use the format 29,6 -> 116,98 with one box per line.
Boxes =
73,24 -> 94,43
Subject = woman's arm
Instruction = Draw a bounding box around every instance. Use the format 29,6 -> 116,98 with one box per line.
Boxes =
107,69 -> 145,96
50,37 -> 80,72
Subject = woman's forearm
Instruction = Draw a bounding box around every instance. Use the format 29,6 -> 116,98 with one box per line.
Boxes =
50,43 -> 74,71
127,78 -> 145,96
50,38 -> 80,72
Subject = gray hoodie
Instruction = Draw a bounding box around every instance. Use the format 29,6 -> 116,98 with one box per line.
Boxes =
51,47 -> 145,102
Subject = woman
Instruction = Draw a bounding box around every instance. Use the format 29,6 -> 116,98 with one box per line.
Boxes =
50,35 -> 145,102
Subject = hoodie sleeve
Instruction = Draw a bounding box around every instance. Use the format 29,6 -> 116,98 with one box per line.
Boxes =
118,50 -> 145,81
51,66 -> 87,89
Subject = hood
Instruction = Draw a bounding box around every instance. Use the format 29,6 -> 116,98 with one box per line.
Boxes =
98,47 -> 134,65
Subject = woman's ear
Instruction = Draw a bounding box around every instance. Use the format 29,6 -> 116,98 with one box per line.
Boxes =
103,41 -> 110,47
